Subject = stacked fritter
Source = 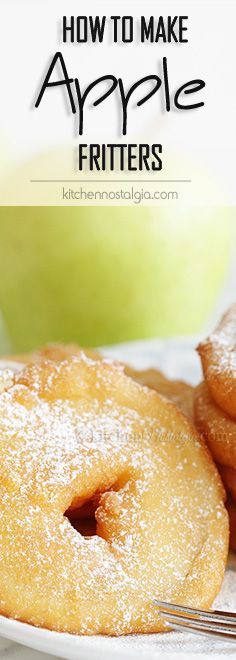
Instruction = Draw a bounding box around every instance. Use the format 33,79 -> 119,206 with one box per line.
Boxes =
195,305 -> 236,551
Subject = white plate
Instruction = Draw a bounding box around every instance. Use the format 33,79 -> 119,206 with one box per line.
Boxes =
0,337 -> 235,660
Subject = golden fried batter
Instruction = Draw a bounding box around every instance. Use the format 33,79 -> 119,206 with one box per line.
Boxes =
0,354 -> 228,634
226,499 -> 236,552
127,367 -> 194,419
195,382 -> 236,469
198,304 -> 236,420
218,465 -> 236,501
4,345 -> 194,419
3,343 -> 97,365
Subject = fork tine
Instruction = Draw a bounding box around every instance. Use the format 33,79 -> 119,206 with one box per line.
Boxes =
154,601 -> 236,641
160,611 -> 236,633
162,619 -> 236,642
154,600 -> 236,625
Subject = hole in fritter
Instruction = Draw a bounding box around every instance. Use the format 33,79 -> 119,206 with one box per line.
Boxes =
65,498 -> 98,537
64,473 -> 130,538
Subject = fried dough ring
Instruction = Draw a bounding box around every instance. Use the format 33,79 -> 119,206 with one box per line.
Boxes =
195,381 -> 236,468
0,354 -> 228,635
198,304 -> 236,419
3,345 -> 194,418
127,367 -> 194,419
2,343 -> 98,365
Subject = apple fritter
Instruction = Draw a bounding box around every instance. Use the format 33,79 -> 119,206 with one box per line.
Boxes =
0,353 -> 228,634
198,304 -> 236,420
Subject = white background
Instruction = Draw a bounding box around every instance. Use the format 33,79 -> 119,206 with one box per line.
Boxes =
0,0 -> 235,204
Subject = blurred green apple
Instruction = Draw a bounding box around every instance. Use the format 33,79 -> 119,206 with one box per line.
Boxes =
0,206 -> 234,352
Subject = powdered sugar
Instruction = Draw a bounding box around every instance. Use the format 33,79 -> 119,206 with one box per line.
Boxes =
0,353 -> 228,635
205,304 -> 236,376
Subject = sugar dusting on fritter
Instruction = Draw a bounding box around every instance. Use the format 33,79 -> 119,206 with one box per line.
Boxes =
0,352 -> 228,635
198,304 -> 236,422
202,304 -> 236,375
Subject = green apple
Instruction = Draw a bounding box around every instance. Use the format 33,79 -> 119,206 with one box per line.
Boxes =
0,206 -> 234,352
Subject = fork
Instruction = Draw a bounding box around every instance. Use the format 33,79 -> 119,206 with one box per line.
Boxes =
153,600 -> 236,641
